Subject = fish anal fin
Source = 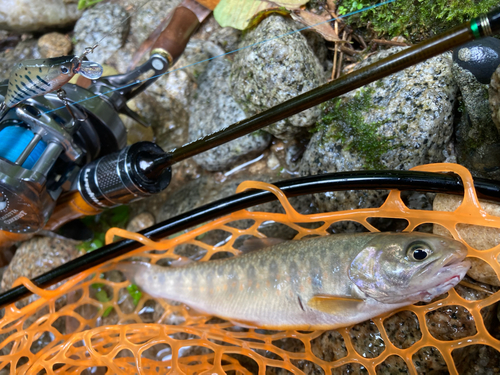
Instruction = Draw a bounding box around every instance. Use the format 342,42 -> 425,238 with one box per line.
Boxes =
229,319 -> 260,329
307,294 -> 365,314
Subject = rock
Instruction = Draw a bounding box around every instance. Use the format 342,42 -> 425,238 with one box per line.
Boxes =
194,16 -> 242,54
0,0 -> 81,32
433,193 -> 500,286
0,236 -> 80,354
231,15 -> 325,139
128,0 -> 182,46
126,212 -> 155,232
1,237 -> 79,295
299,47 -> 457,213
452,41 -> 500,180
453,38 -> 500,85
189,57 -> 271,171
0,38 -> 40,82
37,32 -> 72,58
132,40 -> 217,152
73,3 -> 130,65
490,65 -> 500,133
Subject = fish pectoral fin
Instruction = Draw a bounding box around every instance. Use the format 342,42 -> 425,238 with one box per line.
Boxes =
307,294 -> 365,314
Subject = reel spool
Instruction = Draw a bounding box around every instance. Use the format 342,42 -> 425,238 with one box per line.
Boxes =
0,81 -> 127,233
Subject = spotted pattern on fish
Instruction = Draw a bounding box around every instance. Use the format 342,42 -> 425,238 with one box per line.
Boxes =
119,233 -> 471,330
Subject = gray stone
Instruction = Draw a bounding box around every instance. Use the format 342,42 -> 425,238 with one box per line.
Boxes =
299,47 -> 457,213
490,65 -> 500,134
73,3 -> 130,65
231,15 -> 325,139
452,61 -> 500,179
0,0 -> 81,32
127,0 -> 182,46
453,37 -> 500,85
126,212 -> 155,232
1,237 -> 79,294
133,40 -> 218,152
189,57 -> 271,171
0,38 -> 40,82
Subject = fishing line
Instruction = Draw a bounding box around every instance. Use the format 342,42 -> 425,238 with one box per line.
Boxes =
43,0 -> 396,115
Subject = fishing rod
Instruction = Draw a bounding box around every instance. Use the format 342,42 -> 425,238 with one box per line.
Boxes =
0,170 -> 499,308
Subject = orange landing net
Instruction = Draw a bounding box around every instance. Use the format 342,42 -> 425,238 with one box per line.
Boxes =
1,163 -> 500,374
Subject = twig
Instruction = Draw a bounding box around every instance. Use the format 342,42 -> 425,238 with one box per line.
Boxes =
370,38 -> 410,46
351,33 -> 367,49
331,20 -> 339,80
327,45 -> 360,56
336,30 -> 347,78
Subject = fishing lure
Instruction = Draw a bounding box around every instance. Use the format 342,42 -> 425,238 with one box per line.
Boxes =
0,46 -> 103,118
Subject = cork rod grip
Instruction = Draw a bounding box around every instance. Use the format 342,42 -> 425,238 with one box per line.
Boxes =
151,6 -> 201,64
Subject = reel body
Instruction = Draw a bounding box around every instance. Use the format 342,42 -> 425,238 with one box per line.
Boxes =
0,52 -> 171,235
0,81 -> 127,233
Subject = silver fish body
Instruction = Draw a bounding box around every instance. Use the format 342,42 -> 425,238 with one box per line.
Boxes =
119,232 -> 470,330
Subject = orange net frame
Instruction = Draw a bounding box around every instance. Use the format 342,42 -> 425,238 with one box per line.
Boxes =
1,163 -> 500,374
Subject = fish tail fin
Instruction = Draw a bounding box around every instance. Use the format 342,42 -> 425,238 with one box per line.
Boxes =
115,261 -> 151,284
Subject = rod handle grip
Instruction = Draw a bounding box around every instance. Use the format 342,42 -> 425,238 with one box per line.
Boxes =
151,6 -> 200,65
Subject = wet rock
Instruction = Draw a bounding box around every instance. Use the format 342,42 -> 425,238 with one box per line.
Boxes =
455,345 -> 500,375
73,3 -> 130,65
0,38 -> 40,82
126,212 -> 155,232
189,57 -> 271,171
231,15 -> 325,139
128,0 -> 182,46
196,16 -> 242,54
433,193 -> 500,286
37,32 -> 72,58
453,38 -> 500,85
1,237 -> 79,295
452,40 -> 500,180
132,40 -> 216,152
299,47 -> 457,213
0,0 -> 81,32
490,65 -> 500,133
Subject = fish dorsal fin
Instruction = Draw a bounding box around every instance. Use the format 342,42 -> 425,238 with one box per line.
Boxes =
307,294 -> 365,314
240,237 -> 286,253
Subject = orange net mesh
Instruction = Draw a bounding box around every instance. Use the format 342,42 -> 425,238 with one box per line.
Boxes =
1,163 -> 500,374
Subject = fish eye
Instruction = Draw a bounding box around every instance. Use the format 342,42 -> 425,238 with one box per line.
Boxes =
407,242 -> 431,261
60,66 -> 69,74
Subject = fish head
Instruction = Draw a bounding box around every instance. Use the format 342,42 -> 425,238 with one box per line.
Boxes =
349,233 -> 470,304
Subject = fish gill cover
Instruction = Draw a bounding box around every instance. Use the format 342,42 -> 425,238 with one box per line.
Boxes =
0,163 -> 499,374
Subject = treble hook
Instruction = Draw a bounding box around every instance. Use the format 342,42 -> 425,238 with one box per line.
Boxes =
57,89 -> 88,123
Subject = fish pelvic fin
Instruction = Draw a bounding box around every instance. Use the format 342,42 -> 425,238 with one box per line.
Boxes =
307,294 -> 365,315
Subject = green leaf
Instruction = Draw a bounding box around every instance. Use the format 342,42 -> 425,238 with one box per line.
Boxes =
95,289 -> 109,303
77,0 -> 104,10
126,284 -> 143,306
102,306 -> 113,318
214,0 -> 309,30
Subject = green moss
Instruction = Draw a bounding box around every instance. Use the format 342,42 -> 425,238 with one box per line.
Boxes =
312,86 -> 393,169
340,0 -> 499,41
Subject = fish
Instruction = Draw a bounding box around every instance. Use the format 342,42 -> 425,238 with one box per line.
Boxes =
117,232 -> 470,330
0,54 -> 103,118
